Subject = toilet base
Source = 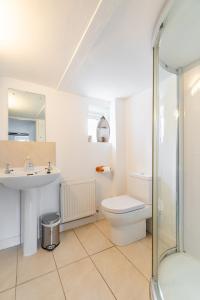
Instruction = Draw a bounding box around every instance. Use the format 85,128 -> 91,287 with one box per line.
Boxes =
109,220 -> 146,246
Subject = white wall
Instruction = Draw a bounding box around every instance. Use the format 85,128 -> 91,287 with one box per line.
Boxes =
0,77 -> 114,249
124,90 -> 152,232
184,65 -> 200,260
125,89 -> 152,177
111,98 -> 126,195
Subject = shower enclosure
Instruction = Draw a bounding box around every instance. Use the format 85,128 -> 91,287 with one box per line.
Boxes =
151,0 -> 200,299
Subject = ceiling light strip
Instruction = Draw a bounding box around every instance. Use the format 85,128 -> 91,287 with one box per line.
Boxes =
57,0 -> 103,89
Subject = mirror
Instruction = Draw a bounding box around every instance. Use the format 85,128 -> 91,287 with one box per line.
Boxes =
8,89 -> 46,142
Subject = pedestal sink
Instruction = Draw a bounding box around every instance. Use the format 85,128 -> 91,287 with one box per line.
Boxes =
0,167 -> 60,256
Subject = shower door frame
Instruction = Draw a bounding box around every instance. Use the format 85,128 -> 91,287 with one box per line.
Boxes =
150,0 -> 185,297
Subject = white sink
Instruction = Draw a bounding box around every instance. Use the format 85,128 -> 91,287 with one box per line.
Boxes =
0,166 -> 60,256
0,167 -> 60,190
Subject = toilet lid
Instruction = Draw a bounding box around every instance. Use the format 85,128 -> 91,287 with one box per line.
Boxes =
101,195 -> 145,214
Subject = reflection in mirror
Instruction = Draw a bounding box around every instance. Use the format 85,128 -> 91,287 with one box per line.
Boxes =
8,89 -> 46,142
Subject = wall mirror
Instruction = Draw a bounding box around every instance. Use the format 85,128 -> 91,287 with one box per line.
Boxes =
8,89 -> 46,142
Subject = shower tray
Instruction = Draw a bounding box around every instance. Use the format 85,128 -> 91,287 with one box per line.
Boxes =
158,253 -> 200,300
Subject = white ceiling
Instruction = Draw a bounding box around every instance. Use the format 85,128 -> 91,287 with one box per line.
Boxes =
59,0 -> 166,99
160,0 -> 200,70
0,0 -> 99,86
0,0 -> 166,100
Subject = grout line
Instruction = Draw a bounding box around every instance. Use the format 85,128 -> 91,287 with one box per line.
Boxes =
56,244 -> 114,272
15,247 -> 57,288
88,245 -> 114,256
115,246 -> 150,282
90,256 -> 117,300
52,232 -> 89,271
0,287 -> 16,295
73,229 -> 89,256
74,227 -> 114,256
73,229 -> 117,300
95,220 -> 152,281
0,243 -> 18,296
94,221 -> 113,244
52,251 -> 67,300
16,269 -> 56,288
0,246 -> 21,298
57,255 -> 89,271
1,222 -> 152,298
15,246 -> 19,299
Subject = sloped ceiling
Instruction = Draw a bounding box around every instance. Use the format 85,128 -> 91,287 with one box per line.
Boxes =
0,0 -> 166,100
59,0 -> 166,99
0,0 -> 100,86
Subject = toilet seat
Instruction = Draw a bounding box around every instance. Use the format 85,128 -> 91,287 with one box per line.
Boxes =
101,195 -> 145,214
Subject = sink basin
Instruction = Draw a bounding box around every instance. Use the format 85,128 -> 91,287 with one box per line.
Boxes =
0,166 -> 60,256
0,167 -> 60,190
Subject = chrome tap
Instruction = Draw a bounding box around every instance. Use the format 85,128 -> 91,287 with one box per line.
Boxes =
47,161 -> 52,174
5,163 -> 13,174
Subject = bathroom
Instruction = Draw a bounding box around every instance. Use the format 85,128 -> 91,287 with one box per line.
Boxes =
0,0 -> 199,299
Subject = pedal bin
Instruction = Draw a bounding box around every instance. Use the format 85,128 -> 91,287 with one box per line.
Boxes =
41,212 -> 60,251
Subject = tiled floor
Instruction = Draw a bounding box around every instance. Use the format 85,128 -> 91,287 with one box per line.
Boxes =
0,220 -> 152,300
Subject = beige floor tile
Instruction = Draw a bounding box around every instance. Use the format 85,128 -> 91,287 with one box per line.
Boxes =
92,247 -> 150,300
53,230 -> 87,268
0,247 -> 17,292
75,224 -> 112,255
95,219 -> 111,240
158,240 -> 167,255
140,234 -> 152,250
0,288 -> 15,300
16,271 -> 65,300
17,247 -> 56,284
118,240 -> 152,280
59,257 -> 115,300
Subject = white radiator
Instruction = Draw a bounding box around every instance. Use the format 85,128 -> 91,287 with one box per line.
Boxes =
60,179 -> 96,223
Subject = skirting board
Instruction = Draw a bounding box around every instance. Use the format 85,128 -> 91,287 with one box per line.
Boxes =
0,214 -> 100,251
60,215 -> 97,232
0,235 -> 20,251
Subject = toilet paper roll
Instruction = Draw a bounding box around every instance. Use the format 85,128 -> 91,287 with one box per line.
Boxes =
96,165 -> 112,173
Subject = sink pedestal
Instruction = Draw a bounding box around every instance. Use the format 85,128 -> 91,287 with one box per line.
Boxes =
21,189 -> 38,256
0,166 -> 60,256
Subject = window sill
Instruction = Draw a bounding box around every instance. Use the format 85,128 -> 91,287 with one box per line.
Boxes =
88,141 -> 111,144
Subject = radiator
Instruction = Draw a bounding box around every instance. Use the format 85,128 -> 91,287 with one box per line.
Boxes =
60,179 -> 96,223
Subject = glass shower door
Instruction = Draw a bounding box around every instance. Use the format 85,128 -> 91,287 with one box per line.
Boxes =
153,50 -> 179,282
157,65 -> 178,258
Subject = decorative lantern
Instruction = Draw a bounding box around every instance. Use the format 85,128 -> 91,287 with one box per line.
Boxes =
96,116 -> 110,142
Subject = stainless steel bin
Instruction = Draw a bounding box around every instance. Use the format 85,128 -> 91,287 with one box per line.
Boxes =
41,212 -> 60,251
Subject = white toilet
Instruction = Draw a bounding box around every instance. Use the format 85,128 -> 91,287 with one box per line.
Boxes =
101,173 -> 152,245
